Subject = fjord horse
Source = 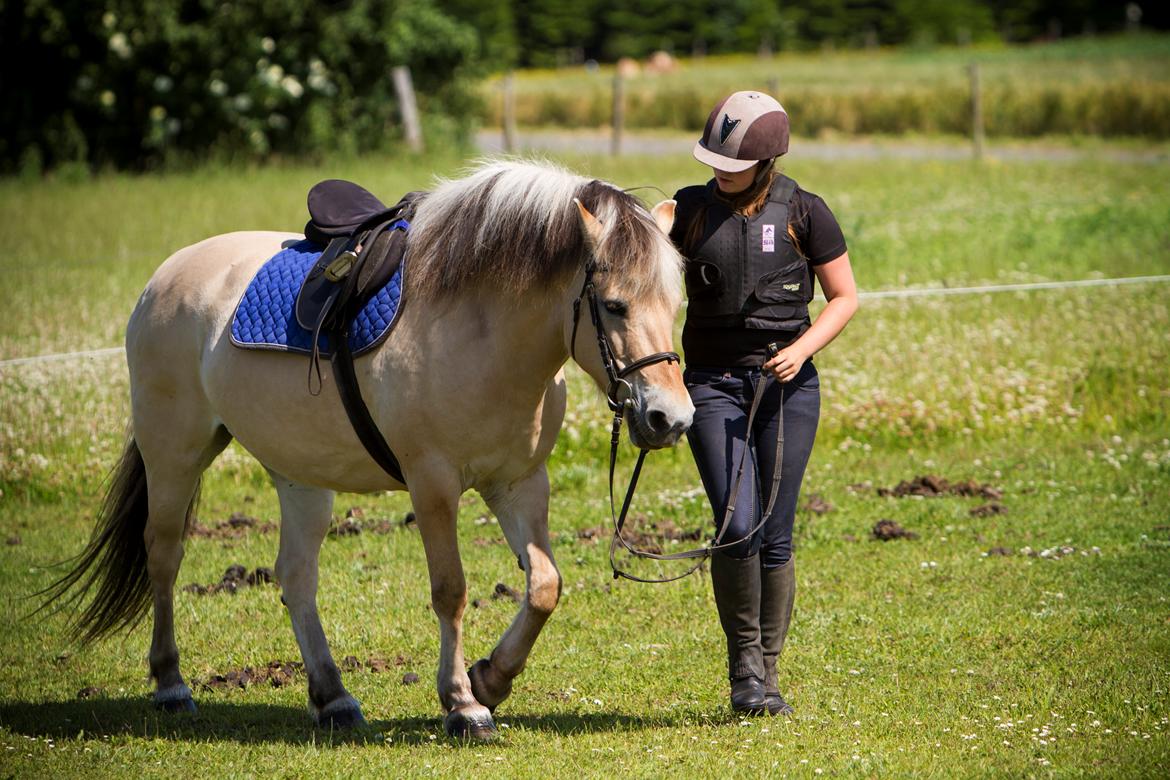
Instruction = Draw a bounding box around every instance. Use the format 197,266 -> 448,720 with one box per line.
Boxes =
42,160 -> 693,740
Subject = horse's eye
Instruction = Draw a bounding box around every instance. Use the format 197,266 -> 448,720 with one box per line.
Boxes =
604,299 -> 628,317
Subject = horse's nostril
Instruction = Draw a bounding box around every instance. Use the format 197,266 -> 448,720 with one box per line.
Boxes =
647,408 -> 670,434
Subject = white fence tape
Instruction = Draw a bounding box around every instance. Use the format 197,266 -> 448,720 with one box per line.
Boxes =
1,274 -> 1168,369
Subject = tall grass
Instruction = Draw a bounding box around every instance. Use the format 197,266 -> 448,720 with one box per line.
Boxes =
481,34 -> 1170,138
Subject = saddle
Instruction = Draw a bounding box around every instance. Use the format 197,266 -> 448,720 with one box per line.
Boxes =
296,179 -> 426,486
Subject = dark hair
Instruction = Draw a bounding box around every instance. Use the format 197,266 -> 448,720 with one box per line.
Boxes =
682,162 -> 808,258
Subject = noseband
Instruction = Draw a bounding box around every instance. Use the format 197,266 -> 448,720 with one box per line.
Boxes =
569,261 -> 679,412
569,260 -> 785,584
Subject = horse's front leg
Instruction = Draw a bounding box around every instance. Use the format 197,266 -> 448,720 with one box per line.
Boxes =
272,476 -> 364,727
410,463 -> 497,740
470,466 -> 561,712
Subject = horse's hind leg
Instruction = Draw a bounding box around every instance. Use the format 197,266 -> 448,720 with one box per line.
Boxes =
135,408 -> 231,712
271,476 -> 364,727
469,466 -> 561,712
409,465 -> 496,740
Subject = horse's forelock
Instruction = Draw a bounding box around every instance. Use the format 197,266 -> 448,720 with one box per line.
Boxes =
581,182 -> 683,307
406,160 -> 680,304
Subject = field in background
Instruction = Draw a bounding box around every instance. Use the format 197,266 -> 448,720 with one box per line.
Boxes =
1,148 -> 1168,776
480,35 -> 1170,138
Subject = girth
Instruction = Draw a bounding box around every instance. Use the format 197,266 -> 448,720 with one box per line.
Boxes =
296,179 -> 425,485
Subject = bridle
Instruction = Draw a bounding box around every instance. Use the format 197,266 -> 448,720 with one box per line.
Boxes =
569,260 -> 784,584
569,260 -> 679,414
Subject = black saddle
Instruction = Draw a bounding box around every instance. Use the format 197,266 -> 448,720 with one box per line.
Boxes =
295,179 -> 426,486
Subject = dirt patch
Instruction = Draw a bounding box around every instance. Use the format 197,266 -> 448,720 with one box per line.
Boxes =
194,660 -> 303,691
877,475 -> 1002,500
188,512 -> 276,540
576,515 -> 702,555
872,519 -> 918,541
401,672 -> 420,685
340,654 -> 407,673
472,582 -> 523,608
970,502 -> 1009,517
6,535 -> 21,546
182,564 -> 275,596
986,546 -> 1013,556
76,686 -> 105,699
802,493 -> 835,515
328,508 -> 414,537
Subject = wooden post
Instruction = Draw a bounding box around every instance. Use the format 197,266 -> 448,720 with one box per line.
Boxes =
611,71 -> 624,157
502,71 -> 517,153
968,62 -> 984,161
392,65 -> 423,153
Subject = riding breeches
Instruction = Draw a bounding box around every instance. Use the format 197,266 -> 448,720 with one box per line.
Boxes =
684,361 -> 820,568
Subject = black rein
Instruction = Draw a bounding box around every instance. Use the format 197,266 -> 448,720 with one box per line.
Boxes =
570,261 -> 784,584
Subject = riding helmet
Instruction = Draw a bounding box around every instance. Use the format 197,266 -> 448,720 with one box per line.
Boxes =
692,91 -> 789,172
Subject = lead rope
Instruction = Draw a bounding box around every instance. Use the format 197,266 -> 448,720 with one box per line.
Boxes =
608,370 -> 784,583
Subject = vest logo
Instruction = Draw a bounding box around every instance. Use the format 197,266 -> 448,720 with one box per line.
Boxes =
783,283 -> 801,291
762,224 -> 775,253
719,115 -> 741,145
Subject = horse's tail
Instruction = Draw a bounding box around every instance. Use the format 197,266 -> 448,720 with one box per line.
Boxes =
34,436 -> 196,645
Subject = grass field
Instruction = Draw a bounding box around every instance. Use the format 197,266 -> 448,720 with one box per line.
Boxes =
1,147 -> 1168,777
480,34 -> 1170,138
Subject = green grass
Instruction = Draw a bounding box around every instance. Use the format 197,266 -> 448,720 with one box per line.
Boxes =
480,34 -> 1170,138
1,147 -> 1168,777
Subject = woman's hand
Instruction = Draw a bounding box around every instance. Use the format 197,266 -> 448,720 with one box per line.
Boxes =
764,344 -> 808,383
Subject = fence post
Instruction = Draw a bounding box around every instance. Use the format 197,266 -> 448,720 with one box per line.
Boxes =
392,65 -> 424,153
968,62 -> 984,161
502,70 -> 517,153
611,71 -> 624,156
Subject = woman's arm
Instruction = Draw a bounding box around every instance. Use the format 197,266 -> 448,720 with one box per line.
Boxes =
764,252 -> 858,382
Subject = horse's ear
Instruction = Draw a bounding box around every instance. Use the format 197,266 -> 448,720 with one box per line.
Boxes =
650,199 -> 676,235
573,198 -> 604,246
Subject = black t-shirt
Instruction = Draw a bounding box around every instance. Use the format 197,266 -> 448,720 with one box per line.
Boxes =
671,181 -> 848,367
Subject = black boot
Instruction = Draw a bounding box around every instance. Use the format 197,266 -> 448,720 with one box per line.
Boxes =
760,557 -> 796,716
710,551 -> 767,715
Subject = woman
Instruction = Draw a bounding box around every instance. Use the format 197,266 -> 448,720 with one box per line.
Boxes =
669,91 -> 858,716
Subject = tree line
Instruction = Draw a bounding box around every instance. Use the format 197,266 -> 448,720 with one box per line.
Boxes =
445,0 -> 1169,67
1,0 -> 1166,173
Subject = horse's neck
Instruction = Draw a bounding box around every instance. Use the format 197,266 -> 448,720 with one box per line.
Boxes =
439,286 -> 570,388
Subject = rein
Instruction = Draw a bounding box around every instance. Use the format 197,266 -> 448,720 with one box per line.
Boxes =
571,262 -> 784,584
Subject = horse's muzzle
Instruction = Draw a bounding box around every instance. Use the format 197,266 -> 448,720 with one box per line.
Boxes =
630,397 -> 693,449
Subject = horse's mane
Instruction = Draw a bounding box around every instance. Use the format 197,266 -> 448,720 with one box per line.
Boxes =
407,159 -> 679,301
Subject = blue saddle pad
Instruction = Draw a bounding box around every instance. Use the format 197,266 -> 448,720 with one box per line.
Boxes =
230,239 -> 404,357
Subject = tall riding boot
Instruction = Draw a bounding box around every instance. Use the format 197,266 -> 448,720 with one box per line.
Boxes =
759,557 -> 796,716
710,551 -> 767,715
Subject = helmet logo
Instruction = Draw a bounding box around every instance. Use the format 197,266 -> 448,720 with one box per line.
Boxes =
719,115 -> 740,145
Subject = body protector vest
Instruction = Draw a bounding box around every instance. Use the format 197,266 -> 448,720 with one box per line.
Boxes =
679,174 -> 812,334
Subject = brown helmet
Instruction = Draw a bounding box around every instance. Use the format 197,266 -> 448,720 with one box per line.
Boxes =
692,91 -> 789,172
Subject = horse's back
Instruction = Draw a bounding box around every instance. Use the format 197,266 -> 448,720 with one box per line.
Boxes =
129,231 -> 298,352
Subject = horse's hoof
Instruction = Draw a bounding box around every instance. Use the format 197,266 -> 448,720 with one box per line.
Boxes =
444,709 -> 498,742
314,696 -> 366,729
468,659 -> 511,713
154,684 -> 196,714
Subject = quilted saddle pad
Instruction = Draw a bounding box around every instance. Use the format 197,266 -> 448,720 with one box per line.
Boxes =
229,239 -> 404,357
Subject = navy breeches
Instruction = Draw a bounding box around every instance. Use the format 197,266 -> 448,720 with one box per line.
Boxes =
684,361 -> 820,568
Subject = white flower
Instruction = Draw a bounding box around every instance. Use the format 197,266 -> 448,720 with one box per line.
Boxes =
280,75 -> 303,99
108,32 -> 131,59
261,37 -> 275,54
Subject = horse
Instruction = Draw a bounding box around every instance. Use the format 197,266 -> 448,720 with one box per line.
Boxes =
39,159 -> 693,741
